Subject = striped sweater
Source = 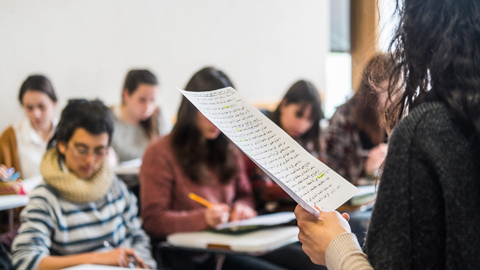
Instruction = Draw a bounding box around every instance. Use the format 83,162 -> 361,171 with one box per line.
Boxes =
11,177 -> 156,270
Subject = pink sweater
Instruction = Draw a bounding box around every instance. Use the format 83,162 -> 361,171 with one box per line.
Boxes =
140,134 -> 254,239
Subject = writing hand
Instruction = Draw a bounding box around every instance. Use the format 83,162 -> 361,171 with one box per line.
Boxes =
205,203 -> 230,227
230,203 -> 257,222
294,205 -> 351,266
95,248 -> 147,268
365,143 -> 388,175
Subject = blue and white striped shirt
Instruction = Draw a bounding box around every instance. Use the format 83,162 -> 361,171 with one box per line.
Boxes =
11,177 -> 156,270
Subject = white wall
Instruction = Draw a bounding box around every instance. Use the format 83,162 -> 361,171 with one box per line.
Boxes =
0,0 -> 330,132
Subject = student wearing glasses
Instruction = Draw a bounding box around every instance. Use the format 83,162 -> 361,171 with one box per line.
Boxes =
11,99 -> 156,270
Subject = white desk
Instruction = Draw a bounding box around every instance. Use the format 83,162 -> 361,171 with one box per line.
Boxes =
165,226 -> 299,270
167,226 -> 299,254
0,195 -> 29,212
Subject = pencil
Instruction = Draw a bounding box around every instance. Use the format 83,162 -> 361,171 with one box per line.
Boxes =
188,192 -> 214,208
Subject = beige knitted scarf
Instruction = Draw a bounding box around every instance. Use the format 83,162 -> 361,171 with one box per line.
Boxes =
40,148 -> 113,203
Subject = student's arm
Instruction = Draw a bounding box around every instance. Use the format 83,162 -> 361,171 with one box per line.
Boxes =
232,151 -> 255,208
0,126 -> 20,173
231,151 -> 257,221
119,180 -> 157,269
38,248 -> 143,270
140,145 -> 209,239
0,164 -> 7,178
11,191 -> 56,270
12,187 -> 148,270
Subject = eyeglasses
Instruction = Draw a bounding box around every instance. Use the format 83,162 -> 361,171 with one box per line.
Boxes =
67,143 -> 108,159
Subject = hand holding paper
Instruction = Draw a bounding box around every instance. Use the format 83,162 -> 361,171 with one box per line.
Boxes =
178,87 -> 358,217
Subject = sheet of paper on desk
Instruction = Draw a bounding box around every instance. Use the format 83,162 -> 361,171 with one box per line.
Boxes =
215,212 -> 296,230
113,158 -> 142,175
178,87 -> 358,217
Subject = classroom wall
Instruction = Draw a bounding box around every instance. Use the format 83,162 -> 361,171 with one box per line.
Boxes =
0,0 -> 330,132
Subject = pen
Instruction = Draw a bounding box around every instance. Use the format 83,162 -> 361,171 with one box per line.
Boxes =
188,192 -> 214,208
103,241 -> 136,269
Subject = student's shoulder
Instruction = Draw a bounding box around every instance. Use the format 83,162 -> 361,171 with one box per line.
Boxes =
147,133 -> 172,151
27,182 -> 60,206
0,125 -> 15,140
395,102 -> 451,136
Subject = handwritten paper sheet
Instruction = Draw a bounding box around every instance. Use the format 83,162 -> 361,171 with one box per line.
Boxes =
178,87 -> 358,217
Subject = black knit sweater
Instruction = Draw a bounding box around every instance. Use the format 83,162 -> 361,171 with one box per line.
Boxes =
364,102 -> 480,269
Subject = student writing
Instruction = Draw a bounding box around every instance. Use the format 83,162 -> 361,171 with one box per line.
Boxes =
11,99 -> 156,270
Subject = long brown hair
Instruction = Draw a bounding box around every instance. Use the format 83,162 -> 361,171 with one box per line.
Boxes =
122,69 -> 160,139
347,53 -> 395,145
171,67 -> 239,185
269,80 -> 324,155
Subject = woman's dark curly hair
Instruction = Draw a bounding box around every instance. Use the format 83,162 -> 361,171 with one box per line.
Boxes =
387,0 -> 480,134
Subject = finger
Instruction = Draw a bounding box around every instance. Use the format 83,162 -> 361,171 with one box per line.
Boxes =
230,207 -> 238,221
341,212 -> 350,221
314,206 -> 328,219
118,250 -> 128,267
124,250 -> 142,267
137,259 -> 147,269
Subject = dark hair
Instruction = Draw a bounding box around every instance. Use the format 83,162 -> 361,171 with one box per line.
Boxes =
48,99 -> 114,149
18,75 -> 57,105
387,0 -> 480,135
171,67 -> 238,185
347,53 -> 395,145
122,69 -> 160,139
270,80 -> 324,155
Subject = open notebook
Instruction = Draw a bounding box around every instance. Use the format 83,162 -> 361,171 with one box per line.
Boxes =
178,87 -> 358,217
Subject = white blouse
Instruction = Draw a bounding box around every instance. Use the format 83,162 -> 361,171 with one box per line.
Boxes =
13,118 -> 56,179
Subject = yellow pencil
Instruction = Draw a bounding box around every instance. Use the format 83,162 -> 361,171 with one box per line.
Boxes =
188,192 -> 214,208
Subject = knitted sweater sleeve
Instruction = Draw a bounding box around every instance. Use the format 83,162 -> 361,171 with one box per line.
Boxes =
118,180 -> 157,269
11,188 -> 55,270
326,233 -> 373,270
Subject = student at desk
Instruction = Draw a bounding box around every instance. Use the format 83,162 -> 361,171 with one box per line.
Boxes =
110,69 -> 172,197
141,68 -> 326,270
325,53 -> 395,186
11,99 -> 156,270
295,0 -> 480,269
245,80 -> 325,213
0,75 -> 57,180
140,67 -> 261,269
